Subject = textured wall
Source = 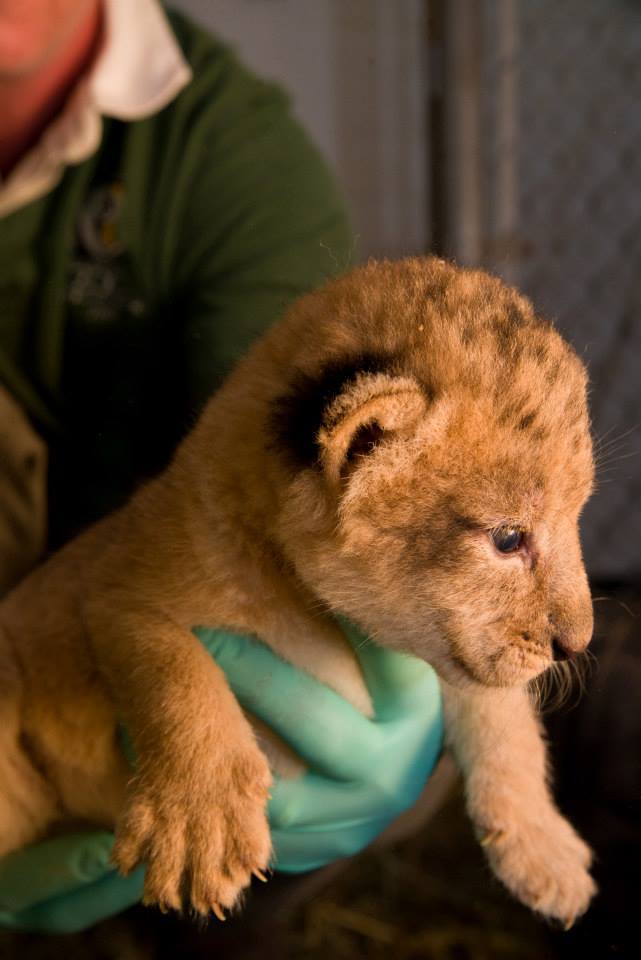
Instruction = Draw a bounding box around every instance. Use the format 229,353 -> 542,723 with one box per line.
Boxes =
172,0 -> 429,261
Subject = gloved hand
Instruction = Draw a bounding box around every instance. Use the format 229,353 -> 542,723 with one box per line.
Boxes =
0,622 -> 442,933
198,620 -> 443,872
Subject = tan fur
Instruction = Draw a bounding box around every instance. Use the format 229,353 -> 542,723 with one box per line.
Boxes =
0,257 -> 595,924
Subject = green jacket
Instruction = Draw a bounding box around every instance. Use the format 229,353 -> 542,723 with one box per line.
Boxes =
0,10 -> 351,549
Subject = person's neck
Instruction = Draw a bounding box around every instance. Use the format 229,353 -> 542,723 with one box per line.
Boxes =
0,1 -> 103,178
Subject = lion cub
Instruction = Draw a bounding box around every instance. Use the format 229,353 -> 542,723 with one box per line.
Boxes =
0,258 -> 595,926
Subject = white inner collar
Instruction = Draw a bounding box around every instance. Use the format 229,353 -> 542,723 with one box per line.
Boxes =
0,0 -> 192,218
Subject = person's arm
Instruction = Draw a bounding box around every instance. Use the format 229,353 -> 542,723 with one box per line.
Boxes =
138,15 -> 355,425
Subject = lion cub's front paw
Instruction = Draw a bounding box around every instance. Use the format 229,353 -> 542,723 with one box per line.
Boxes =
478,807 -> 596,927
112,742 -> 272,918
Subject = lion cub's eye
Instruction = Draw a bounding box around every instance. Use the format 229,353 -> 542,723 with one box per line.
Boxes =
490,526 -> 525,554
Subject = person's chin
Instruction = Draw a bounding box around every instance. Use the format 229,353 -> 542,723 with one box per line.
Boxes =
0,43 -> 49,79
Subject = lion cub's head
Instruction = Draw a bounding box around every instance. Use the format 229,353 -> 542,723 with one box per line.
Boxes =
267,258 -> 594,689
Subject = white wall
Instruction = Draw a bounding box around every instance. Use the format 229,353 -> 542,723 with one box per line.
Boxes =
171,0 -> 429,261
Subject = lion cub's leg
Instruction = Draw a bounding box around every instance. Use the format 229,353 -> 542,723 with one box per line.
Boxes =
0,647 -> 59,855
84,599 -> 272,917
442,682 -> 595,927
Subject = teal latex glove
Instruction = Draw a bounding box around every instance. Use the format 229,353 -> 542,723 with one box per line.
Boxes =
0,622 -> 442,933
0,835 -> 144,934
196,621 -> 443,872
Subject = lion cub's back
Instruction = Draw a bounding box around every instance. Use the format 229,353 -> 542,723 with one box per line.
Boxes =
0,513 -> 127,818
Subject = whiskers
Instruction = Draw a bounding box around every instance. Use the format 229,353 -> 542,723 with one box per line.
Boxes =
592,421 -> 641,488
529,649 -> 596,714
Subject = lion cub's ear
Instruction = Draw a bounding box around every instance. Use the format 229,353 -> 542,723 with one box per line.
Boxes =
317,372 -> 428,487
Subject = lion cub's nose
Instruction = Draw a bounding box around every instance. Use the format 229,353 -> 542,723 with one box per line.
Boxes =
549,613 -> 593,661
551,635 -> 575,662
548,603 -> 593,661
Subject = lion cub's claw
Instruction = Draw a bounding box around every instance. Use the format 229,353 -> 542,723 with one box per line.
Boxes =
477,809 -> 596,927
112,745 -> 272,918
